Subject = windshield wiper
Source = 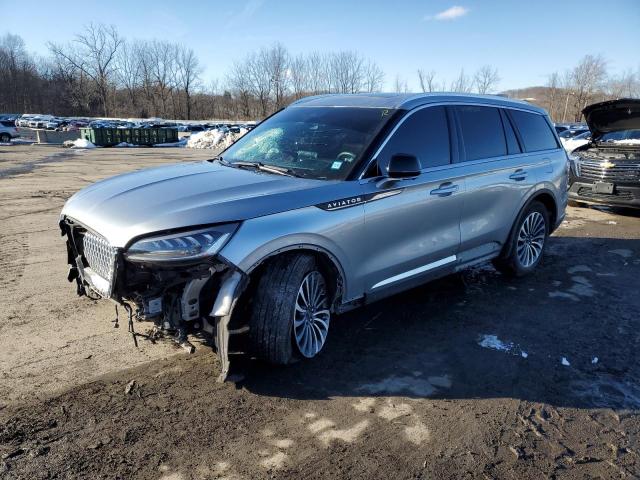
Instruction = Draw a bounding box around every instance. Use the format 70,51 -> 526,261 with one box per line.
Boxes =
229,161 -> 299,178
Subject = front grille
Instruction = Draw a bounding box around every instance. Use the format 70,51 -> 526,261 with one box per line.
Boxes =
82,231 -> 116,283
578,160 -> 640,183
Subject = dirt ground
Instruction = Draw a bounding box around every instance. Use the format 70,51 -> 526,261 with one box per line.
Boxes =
1,144 -> 639,479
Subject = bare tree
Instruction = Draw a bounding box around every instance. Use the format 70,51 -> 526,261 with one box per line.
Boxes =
0,33 -> 37,112
227,61 -> 252,118
306,51 -> 330,94
571,54 -> 608,121
266,43 -> 289,110
289,53 -> 309,99
393,75 -> 409,93
244,49 -> 272,117
150,40 -> 179,117
417,69 -> 438,92
363,60 -> 384,93
544,72 -> 561,121
115,40 -> 141,113
48,23 -> 122,116
329,51 -> 365,93
176,45 -> 202,119
607,69 -> 639,98
474,65 -> 500,94
450,69 -> 473,93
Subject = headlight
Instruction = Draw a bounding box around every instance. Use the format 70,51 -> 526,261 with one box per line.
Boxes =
125,224 -> 238,263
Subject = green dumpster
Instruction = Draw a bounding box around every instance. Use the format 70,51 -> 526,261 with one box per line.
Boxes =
79,127 -> 179,147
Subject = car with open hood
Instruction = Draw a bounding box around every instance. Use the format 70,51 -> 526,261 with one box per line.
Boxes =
568,98 -> 640,208
60,93 -> 567,381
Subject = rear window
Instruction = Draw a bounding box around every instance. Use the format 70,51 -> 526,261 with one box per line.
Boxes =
378,106 -> 451,170
509,110 -> 559,152
456,106 -> 506,161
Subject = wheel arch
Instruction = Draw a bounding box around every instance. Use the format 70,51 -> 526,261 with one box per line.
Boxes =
530,189 -> 558,229
500,188 -> 558,260
243,244 -> 348,312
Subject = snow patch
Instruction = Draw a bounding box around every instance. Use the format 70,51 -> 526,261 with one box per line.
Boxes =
478,334 -> 529,358
478,334 -> 512,352
70,138 -> 96,149
561,357 -> 571,366
186,128 -> 247,149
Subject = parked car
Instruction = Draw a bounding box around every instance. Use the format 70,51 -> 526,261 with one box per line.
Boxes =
45,119 -> 68,130
59,93 -> 567,380
64,121 -> 87,132
562,131 -> 591,153
28,116 -> 52,129
554,122 -> 587,134
16,115 -> 33,127
568,98 -> 640,208
558,127 -> 589,140
0,120 -> 20,142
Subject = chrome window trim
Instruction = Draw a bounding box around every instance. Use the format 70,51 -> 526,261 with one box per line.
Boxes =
359,101 -> 561,180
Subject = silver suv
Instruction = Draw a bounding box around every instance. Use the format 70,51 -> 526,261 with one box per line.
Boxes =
60,93 -> 567,380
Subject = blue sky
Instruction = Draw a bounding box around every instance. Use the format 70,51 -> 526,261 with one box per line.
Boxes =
2,0 -> 639,91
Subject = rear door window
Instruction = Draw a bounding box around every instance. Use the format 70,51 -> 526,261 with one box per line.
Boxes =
455,106 -> 507,161
509,110 -> 559,152
378,106 -> 451,170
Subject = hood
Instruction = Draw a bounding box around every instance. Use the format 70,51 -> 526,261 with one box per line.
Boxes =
582,98 -> 640,138
62,161 -> 350,247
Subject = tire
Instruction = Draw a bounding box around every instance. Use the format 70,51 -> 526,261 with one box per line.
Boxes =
568,200 -> 586,208
248,253 -> 331,365
493,201 -> 550,277
0,133 -> 10,142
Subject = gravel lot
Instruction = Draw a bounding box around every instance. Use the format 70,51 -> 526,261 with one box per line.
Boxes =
1,144 -> 639,479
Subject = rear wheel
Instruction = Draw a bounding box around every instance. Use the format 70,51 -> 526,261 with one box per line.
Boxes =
248,254 -> 331,365
0,133 -> 10,142
493,201 -> 549,277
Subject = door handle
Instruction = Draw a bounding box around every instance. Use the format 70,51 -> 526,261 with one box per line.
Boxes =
509,169 -> 528,181
430,183 -> 459,197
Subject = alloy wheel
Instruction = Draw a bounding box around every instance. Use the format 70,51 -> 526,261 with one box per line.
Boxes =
293,271 -> 330,358
516,211 -> 546,267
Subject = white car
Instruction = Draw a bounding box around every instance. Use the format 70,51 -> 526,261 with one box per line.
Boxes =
0,121 -> 20,142
562,131 -> 591,153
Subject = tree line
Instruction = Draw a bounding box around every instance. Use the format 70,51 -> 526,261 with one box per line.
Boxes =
0,24 -> 385,121
1,24 -> 638,122
542,55 -> 639,122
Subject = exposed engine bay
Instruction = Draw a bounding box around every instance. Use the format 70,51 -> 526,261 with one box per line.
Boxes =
574,143 -> 640,161
59,217 -> 248,382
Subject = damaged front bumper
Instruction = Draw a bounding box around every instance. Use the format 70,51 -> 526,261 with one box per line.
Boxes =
59,217 -> 248,381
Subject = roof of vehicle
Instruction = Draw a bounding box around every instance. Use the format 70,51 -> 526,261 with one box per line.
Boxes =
290,92 -> 547,114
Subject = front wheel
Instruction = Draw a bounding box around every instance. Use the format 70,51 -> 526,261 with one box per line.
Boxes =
248,254 -> 331,365
493,201 -> 549,277
0,133 -> 10,143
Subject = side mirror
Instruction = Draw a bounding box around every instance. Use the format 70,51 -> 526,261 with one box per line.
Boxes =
387,154 -> 421,178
